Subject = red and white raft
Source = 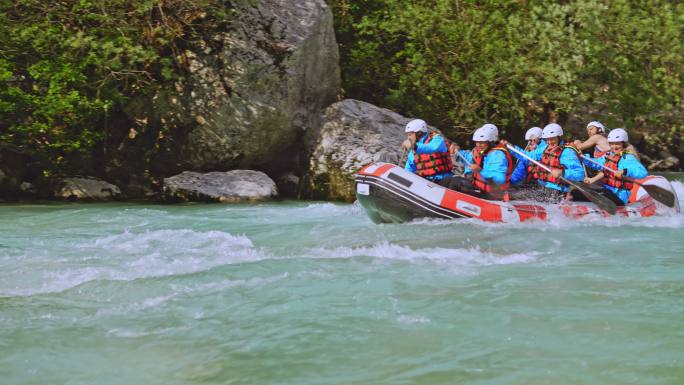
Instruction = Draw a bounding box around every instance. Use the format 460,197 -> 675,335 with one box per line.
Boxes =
355,162 -> 680,224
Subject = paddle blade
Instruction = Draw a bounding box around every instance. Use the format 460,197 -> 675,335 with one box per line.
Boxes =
587,191 -> 617,215
571,182 -> 617,215
642,184 -> 676,208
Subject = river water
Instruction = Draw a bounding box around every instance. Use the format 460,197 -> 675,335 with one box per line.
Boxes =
2,179 -> 684,385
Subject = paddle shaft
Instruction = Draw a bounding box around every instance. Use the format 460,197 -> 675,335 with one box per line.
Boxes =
581,154 -> 676,208
513,141 -> 532,169
581,154 -> 636,182
506,144 -> 565,181
455,150 -> 471,166
506,144 -> 617,214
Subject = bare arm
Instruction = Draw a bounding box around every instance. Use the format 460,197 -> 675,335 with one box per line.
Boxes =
584,172 -> 604,184
574,135 -> 600,151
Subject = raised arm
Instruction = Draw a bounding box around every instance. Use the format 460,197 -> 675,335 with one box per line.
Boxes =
573,135 -> 601,151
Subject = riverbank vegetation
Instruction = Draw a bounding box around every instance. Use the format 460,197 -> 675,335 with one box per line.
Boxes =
0,0 -> 682,186
0,0 -> 235,177
330,0 -> 683,163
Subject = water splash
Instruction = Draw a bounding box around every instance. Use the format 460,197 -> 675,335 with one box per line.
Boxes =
304,241 -> 538,266
1,229 -> 264,297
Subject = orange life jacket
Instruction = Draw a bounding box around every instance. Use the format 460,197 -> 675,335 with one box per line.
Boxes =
603,151 -> 634,190
413,133 -> 453,178
593,146 -> 609,158
528,144 -> 581,184
525,162 -> 535,180
471,145 -> 514,194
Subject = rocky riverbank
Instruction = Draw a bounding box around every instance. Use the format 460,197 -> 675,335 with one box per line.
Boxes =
0,0 -> 681,203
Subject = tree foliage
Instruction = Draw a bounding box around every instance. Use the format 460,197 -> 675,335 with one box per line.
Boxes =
330,0 -> 684,147
0,0 -> 234,175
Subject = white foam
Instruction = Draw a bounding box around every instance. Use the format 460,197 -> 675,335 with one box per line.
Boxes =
84,273 -> 290,319
394,180 -> 684,230
296,202 -> 359,217
105,326 -> 188,338
407,217 -> 455,226
456,196 -> 684,230
672,180 -> 684,207
171,272 -> 290,297
396,314 -> 431,324
304,241 -> 538,266
2,229 -> 265,297
96,294 -> 178,317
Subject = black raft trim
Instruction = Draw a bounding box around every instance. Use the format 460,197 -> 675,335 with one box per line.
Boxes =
387,172 -> 413,188
355,175 -> 468,219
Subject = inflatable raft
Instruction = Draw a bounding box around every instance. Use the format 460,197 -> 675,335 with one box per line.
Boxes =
355,162 -> 680,224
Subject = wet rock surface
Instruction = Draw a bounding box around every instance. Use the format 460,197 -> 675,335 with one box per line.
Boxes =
123,0 -> 340,175
307,99 -> 411,201
54,177 -> 122,200
162,170 -> 278,202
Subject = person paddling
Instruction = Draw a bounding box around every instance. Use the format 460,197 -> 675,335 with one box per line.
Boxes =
402,119 -> 453,182
575,120 -> 639,159
505,123 -> 585,201
442,124 -> 513,200
573,121 -> 610,158
511,126 -> 545,186
582,128 -> 648,205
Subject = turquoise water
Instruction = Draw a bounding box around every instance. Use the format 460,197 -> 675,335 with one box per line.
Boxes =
2,181 -> 684,385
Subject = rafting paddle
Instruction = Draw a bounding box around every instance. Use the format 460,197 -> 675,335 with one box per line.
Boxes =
580,155 -> 676,208
506,144 -> 617,214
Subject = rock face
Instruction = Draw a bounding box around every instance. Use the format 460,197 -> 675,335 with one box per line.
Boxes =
55,177 -> 122,200
162,170 -> 278,202
307,99 -> 411,201
123,0 -> 340,176
0,146 -> 45,199
647,153 -> 680,171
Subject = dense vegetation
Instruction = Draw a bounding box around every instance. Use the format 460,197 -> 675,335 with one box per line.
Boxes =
330,0 -> 683,154
0,0 -> 682,189
0,0 -> 235,177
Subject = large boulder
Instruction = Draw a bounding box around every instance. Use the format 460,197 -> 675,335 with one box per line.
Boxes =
122,0 -> 340,175
647,152 -> 680,171
162,170 -> 278,202
54,177 -> 122,200
307,99 -> 412,201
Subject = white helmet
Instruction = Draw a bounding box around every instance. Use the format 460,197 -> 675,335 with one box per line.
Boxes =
607,128 -> 628,143
472,126 -> 497,142
479,123 -> 498,139
405,119 -> 427,133
525,126 -> 543,141
541,123 -> 563,139
587,121 -> 605,133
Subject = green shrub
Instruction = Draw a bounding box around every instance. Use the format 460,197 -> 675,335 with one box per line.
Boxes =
330,0 -> 684,147
0,0 -> 235,176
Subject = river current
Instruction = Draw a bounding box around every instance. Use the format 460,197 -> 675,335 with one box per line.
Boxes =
2,178 -> 684,385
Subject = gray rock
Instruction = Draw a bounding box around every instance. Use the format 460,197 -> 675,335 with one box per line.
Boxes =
55,177 -> 122,200
306,99 -> 415,201
19,182 -> 37,194
648,155 -> 680,171
125,0 -> 340,172
275,172 -> 300,198
162,170 -> 278,202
